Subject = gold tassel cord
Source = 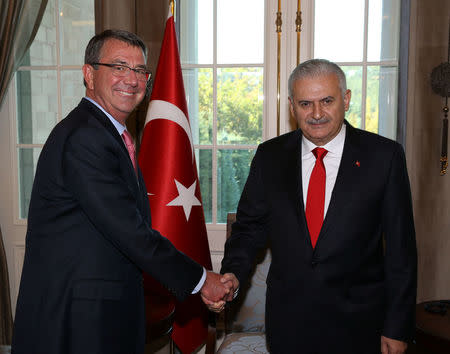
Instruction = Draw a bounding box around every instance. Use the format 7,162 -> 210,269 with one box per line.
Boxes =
276,1 -> 282,136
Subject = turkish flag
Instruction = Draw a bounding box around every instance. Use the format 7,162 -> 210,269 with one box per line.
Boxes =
138,11 -> 212,354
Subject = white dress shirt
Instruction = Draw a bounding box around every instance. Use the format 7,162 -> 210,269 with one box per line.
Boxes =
302,124 -> 346,217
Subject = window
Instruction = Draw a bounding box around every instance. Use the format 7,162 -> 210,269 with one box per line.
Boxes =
179,0 -> 402,227
314,0 -> 401,139
15,0 -> 95,219
180,0 -> 266,224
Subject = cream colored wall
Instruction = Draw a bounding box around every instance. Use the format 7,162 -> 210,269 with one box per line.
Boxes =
407,0 -> 450,302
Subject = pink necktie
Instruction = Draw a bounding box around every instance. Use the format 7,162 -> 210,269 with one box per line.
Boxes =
305,147 -> 328,248
122,130 -> 136,172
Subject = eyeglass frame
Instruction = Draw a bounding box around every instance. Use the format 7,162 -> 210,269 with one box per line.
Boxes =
90,62 -> 152,82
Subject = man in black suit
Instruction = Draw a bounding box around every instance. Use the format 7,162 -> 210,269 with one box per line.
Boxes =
216,59 -> 417,354
12,30 -> 230,354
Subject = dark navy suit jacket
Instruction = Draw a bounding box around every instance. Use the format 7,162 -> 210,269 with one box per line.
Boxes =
221,122 -> 417,354
12,99 -> 203,354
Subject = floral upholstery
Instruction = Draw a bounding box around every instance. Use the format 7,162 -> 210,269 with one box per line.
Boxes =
217,213 -> 270,353
218,332 -> 268,354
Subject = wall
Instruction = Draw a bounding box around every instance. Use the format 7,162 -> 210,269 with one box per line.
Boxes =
407,0 -> 450,302
95,0 -> 169,143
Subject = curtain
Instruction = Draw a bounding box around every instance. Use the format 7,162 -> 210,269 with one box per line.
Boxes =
0,226 -> 13,345
0,0 -> 48,109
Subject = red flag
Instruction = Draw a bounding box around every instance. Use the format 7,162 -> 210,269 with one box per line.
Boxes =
138,11 -> 212,354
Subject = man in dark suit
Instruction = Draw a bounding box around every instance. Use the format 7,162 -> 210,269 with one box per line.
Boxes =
216,59 -> 417,354
12,30 -> 230,354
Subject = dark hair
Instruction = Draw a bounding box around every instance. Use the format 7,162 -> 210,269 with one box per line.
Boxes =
288,59 -> 347,100
83,29 -> 147,86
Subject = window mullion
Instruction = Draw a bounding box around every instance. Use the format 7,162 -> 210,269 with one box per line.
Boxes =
360,0 -> 369,131
212,0 -> 218,225
56,0 -> 62,123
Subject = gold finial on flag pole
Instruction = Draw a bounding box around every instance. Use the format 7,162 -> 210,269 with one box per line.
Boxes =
170,0 -> 175,16
296,0 -> 302,65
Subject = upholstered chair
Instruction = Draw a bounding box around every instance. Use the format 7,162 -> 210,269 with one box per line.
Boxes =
216,213 -> 270,354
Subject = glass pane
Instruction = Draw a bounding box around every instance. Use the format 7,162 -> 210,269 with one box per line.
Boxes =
18,148 -> 42,219
180,0 -> 213,64
21,0 -> 57,66
368,0 -> 400,62
16,70 -> 58,144
196,149 -> 212,223
183,68 -> 212,145
366,66 -> 398,139
59,0 -> 95,65
61,70 -> 86,118
217,68 -> 263,145
217,0 -> 264,64
217,149 -> 255,223
342,66 -> 362,129
314,0 -> 364,62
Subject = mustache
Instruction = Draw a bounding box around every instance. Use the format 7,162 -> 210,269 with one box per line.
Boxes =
306,117 -> 330,125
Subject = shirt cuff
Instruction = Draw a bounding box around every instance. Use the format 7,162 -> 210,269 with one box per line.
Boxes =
233,287 -> 239,299
191,267 -> 207,294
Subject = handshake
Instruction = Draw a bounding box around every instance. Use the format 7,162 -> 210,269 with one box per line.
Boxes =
200,271 -> 239,313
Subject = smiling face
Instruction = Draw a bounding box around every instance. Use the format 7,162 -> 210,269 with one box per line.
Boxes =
83,38 -> 147,125
289,73 -> 351,146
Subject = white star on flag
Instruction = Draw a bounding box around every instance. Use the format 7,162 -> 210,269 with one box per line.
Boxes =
166,179 -> 201,220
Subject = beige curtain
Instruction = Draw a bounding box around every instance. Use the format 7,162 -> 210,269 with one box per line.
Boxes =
0,0 -> 48,109
0,226 -> 12,345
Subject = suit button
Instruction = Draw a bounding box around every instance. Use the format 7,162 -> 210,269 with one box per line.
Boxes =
311,260 -> 318,267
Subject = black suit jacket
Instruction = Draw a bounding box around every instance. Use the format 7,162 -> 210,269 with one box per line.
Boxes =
12,99 -> 203,354
221,122 -> 417,354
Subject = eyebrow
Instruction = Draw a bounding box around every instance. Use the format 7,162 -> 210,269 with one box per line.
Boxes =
111,60 -> 147,69
298,96 -> 335,103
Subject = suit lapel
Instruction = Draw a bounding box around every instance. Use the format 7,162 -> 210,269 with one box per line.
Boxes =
286,131 -> 313,248
79,99 -> 140,188
316,122 -> 363,247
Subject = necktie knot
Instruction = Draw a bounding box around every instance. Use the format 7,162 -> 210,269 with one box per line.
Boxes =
313,147 -> 328,161
122,130 -> 136,171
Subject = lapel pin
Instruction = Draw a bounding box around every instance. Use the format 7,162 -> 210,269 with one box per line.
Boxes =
355,161 -> 360,167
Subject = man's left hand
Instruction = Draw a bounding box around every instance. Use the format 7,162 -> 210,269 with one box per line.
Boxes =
381,335 -> 407,354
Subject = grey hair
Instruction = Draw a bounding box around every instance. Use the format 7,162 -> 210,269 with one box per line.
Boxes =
288,59 -> 347,100
83,29 -> 147,87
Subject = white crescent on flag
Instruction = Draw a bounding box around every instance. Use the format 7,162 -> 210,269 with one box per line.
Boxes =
145,99 -> 194,162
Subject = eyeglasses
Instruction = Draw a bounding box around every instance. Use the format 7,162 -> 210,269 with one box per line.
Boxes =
91,62 -> 151,82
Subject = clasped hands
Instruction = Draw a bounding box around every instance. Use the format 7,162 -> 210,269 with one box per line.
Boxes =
200,271 -> 239,313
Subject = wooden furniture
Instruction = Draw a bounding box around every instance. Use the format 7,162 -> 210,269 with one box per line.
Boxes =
144,276 -> 176,354
411,300 -> 450,354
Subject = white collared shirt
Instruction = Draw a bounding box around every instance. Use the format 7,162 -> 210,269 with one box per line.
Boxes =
301,124 -> 346,216
84,97 -> 126,135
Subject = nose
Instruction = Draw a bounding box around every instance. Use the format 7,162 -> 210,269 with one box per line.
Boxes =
123,68 -> 138,86
312,102 -> 322,119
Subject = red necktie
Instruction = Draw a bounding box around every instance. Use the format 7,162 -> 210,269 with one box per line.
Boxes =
305,147 -> 328,248
122,130 -> 136,172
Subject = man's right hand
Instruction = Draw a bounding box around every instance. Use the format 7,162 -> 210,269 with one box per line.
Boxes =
220,273 -> 239,301
201,272 -> 239,312
200,271 -> 231,311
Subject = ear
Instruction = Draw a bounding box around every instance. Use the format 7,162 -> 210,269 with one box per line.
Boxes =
288,97 -> 295,116
343,89 -> 351,112
82,64 -> 94,90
